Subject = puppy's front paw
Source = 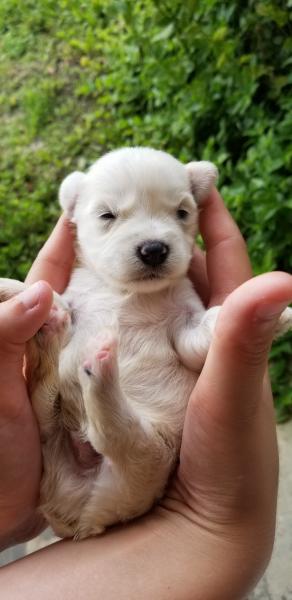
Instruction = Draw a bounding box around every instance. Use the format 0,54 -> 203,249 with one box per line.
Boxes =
274,307 -> 292,338
38,304 -> 71,343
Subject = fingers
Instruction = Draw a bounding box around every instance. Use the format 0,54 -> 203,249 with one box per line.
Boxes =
0,281 -> 53,358
0,281 -> 52,424
199,188 -> 252,305
26,215 -> 75,293
177,273 -> 290,520
194,272 -> 292,426
188,246 -> 209,306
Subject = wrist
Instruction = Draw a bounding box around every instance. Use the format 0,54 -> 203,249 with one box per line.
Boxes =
0,508 -> 271,600
153,506 -> 270,600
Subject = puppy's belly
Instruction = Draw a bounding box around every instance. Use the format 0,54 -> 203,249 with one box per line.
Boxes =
119,351 -> 198,424
41,287 -> 199,537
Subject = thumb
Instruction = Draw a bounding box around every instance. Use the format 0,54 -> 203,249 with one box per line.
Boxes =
196,272 -> 292,425
0,281 -> 53,359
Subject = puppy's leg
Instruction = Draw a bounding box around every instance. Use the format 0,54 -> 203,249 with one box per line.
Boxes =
79,332 -> 147,461
175,304 -> 292,372
174,305 -> 221,371
0,277 -> 69,436
27,301 -> 71,437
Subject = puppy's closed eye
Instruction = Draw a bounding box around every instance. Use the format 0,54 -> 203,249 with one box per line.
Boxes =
99,211 -> 116,221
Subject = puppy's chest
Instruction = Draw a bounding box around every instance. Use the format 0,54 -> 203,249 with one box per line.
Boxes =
61,285 -> 179,380
118,298 -> 177,372
74,293 -> 173,354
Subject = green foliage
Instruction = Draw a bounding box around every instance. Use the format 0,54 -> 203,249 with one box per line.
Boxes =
0,0 -> 291,417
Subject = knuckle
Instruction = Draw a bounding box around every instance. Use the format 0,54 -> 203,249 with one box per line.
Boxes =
234,335 -> 271,368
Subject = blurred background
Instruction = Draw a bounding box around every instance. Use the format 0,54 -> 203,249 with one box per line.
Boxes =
0,0 -> 291,419
0,1 -> 292,595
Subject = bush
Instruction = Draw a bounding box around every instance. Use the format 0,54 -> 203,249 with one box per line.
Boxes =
0,0 -> 291,418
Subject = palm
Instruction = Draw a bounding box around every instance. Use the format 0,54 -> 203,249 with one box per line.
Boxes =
1,376 -> 43,541
0,216 -> 74,547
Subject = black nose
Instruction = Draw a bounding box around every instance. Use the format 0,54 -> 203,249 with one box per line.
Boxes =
137,240 -> 169,267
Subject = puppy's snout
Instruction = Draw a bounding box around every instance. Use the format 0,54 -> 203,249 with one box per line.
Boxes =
137,240 -> 169,267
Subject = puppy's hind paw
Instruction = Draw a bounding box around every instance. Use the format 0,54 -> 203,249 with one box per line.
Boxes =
73,524 -> 105,541
82,333 -> 118,381
83,350 -> 110,377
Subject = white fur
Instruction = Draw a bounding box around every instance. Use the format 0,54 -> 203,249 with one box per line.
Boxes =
0,147 -> 290,540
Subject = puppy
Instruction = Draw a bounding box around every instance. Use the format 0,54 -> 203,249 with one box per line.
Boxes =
1,147 -> 291,540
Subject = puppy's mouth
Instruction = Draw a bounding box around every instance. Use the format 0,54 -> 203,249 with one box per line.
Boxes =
133,268 -> 169,283
137,271 -> 164,281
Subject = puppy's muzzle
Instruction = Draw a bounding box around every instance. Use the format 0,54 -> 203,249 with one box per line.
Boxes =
137,240 -> 169,267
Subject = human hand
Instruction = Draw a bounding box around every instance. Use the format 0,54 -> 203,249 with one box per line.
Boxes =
2,194 -> 291,600
159,188 -> 292,596
0,216 -> 74,550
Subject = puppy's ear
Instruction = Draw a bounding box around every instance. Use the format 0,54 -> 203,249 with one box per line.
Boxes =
185,161 -> 218,204
59,171 -> 86,220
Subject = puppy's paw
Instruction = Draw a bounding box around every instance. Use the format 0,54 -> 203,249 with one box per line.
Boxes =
83,333 -> 118,380
39,304 -> 70,341
274,306 -> 292,338
73,524 -> 105,541
0,278 -> 25,302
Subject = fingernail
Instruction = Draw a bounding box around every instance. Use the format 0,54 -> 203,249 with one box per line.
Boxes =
18,282 -> 42,310
256,301 -> 289,321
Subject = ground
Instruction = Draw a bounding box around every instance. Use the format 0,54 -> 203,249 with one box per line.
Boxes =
250,420 -> 292,600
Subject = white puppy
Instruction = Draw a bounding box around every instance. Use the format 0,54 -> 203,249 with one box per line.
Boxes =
1,147 -> 291,540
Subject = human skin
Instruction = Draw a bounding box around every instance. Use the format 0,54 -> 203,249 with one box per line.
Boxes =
0,216 -> 75,550
0,191 -> 291,599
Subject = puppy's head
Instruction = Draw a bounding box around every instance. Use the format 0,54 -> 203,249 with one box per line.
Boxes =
59,148 -> 218,293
